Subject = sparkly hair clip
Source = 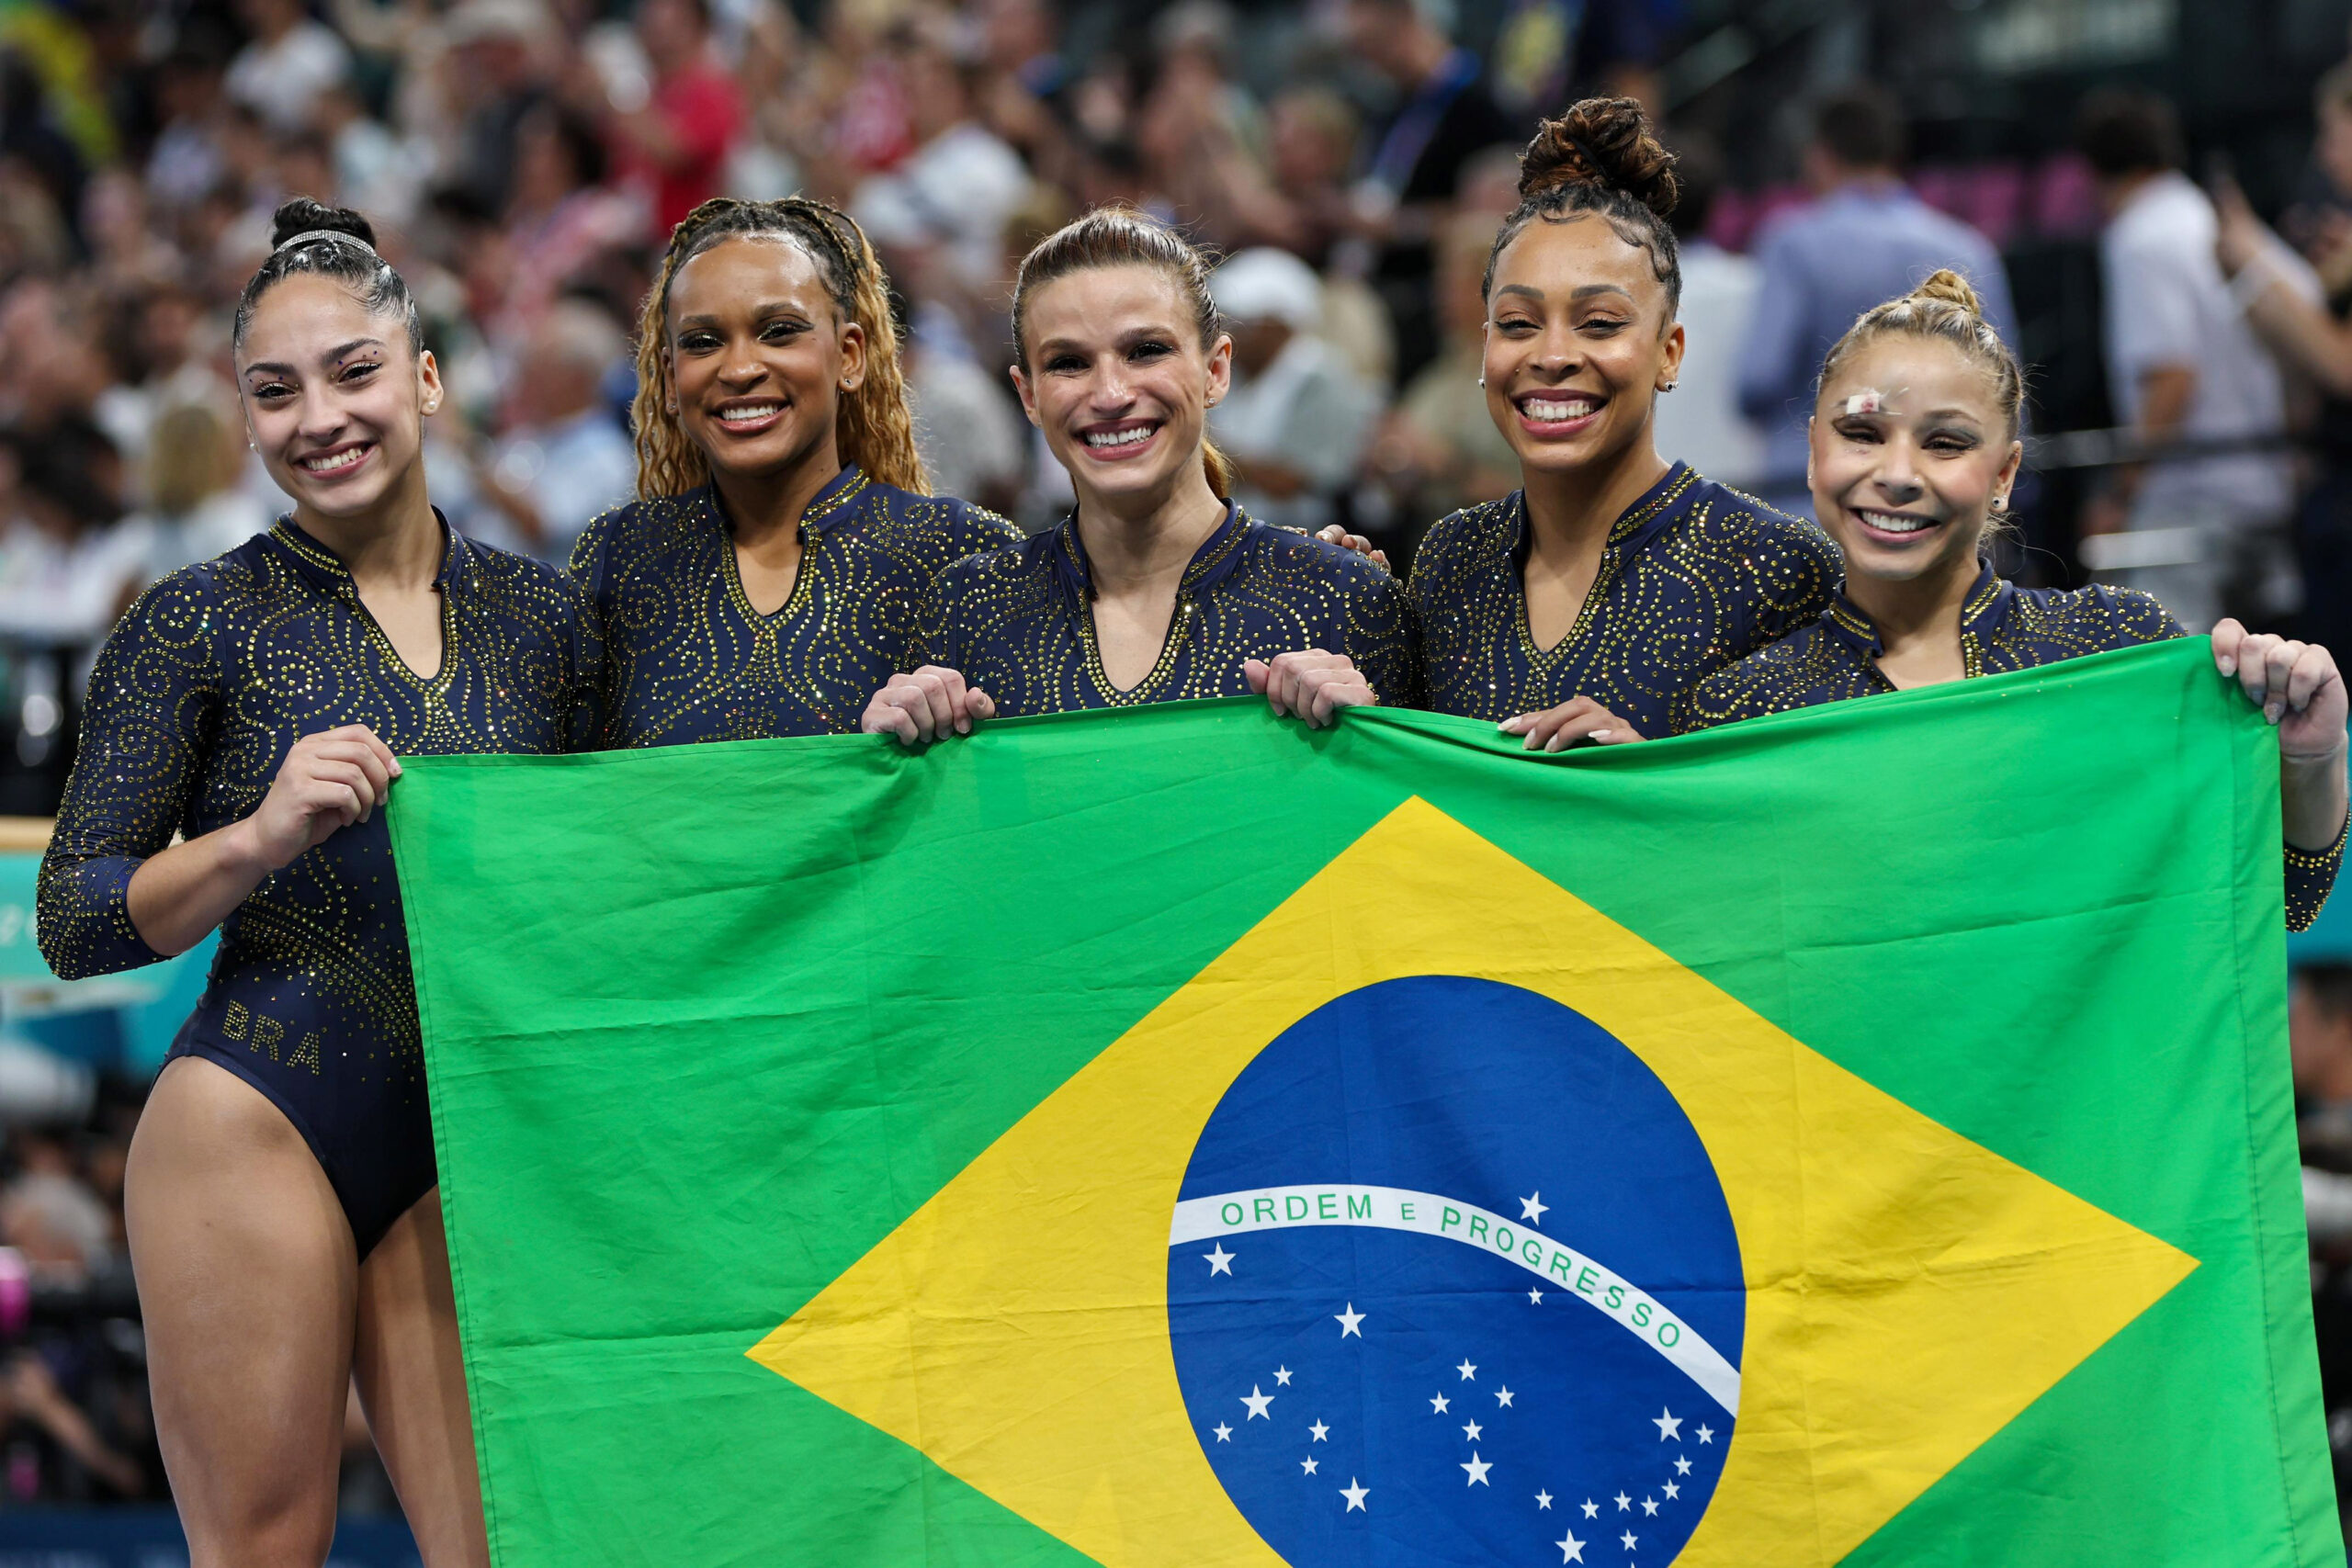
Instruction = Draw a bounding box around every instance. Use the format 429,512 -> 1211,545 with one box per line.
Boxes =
276,229 -> 379,258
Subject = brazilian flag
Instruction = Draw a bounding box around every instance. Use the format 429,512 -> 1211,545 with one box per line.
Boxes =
389,637 -> 2334,1567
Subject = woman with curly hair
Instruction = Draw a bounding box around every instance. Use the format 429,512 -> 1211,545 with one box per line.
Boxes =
1408,97 -> 1841,746
570,197 -> 1021,746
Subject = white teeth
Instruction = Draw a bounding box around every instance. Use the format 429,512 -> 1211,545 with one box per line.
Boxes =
1522,398 -> 1598,422
300,447 -> 367,472
1859,510 -> 1933,534
1084,426 -> 1155,448
718,404 -> 782,423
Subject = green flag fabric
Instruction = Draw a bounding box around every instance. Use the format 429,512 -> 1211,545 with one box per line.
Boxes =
389,636 -> 2334,1567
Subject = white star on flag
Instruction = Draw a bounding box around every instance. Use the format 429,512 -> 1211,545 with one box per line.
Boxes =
1696,1425 -> 1714,1444
1528,1288 -> 1544,1304
1663,1482 -> 1679,1500
1430,1393 -> 1451,1415
1203,1244 -> 1234,1276
1621,1531 -> 1638,1551
1521,1192 -> 1549,1224
1674,1457 -> 1691,1476
1213,1423 -> 1232,1442
1641,1496 -> 1658,1517
1335,1303 -> 1365,1338
1340,1478 -> 1369,1512
1301,1457 -> 1318,1475
1309,1420 -> 1329,1442
1462,1452 -> 1491,1486
1272,1366 -> 1293,1386
1614,1492 -> 1631,1511
1536,1490 -> 1554,1510
1495,1386 -> 1515,1407
1241,1386 -> 1273,1420
1463,1419 -> 1483,1441
1556,1529 -> 1586,1563
1457,1359 -> 1477,1381
1580,1499 -> 1600,1519
1653,1408 -> 1681,1441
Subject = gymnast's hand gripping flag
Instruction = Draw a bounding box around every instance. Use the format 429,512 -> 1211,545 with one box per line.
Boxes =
390,637 -> 2335,1568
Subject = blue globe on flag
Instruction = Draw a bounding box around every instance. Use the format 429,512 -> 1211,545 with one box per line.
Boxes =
1167,976 -> 1744,1565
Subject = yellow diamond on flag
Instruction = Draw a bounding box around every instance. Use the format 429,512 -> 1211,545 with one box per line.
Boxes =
749,795 -> 2196,1565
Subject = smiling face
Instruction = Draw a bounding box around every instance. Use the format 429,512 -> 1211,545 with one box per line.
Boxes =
1808,334 -> 2023,588
1012,263 -> 1230,512
1481,215 -> 1681,479
665,236 -> 865,490
238,272 -> 439,523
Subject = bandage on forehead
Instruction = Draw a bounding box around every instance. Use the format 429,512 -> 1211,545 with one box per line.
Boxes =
1842,389 -> 1897,417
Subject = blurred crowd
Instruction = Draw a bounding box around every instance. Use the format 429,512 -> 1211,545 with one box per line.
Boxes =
6,0 -> 2352,1527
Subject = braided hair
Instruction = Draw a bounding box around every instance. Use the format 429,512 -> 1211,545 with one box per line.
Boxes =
631,197 -> 927,500
1484,97 -> 1682,319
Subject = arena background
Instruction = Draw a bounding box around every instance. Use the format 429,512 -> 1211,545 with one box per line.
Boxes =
2,0 -> 2352,1560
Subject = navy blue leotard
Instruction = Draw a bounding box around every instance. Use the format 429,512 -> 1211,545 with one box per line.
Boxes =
570,467 -> 1020,745
1407,462 -> 1840,736
38,519 -> 574,1254
916,502 -> 1420,714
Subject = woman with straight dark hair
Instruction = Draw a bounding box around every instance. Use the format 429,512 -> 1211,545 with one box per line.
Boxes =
860,207 -> 1416,742
38,198 -> 575,1563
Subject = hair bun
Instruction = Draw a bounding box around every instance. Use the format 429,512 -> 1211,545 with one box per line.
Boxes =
1909,267 -> 1982,316
269,196 -> 378,253
1518,96 -> 1679,220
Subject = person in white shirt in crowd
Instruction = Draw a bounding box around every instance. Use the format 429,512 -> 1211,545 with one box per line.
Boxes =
1206,246 -> 1382,536
2078,88 -> 2313,631
1651,137 -> 1763,491
474,299 -> 637,561
0,433 -> 151,718
850,22 -> 1033,288
224,0 -> 355,136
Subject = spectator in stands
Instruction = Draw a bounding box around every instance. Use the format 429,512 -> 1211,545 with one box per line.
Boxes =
2214,68 -> 2352,655
1653,137 -> 1762,491
852,22 -> 1033,288
1344,0 -> 1521,380
223,0 -> 352,136
1374,210 -> 1518,544
590,0 -> 745,239
1735,85 -> 2018,519
122,400 -> 270,581
1208,247 -> 1382,536
2081,88 -> 2301,632
476,299 -> 636,560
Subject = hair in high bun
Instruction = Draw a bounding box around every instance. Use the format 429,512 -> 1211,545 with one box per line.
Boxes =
1816,267 -> 2024,437
1484,96 -> 1683,316
233,197 -> 421,355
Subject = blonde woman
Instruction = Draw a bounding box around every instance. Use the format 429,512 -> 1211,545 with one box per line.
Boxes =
571,197 -> 1019,746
